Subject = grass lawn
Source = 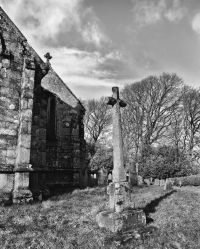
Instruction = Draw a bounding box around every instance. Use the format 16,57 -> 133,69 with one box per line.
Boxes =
0,186 -> 200,249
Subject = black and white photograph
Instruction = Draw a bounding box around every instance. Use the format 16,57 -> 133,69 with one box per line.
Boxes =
0,0 -> 200,248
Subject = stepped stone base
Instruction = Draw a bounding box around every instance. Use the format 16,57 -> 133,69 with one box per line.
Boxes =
96,208 -> 146,233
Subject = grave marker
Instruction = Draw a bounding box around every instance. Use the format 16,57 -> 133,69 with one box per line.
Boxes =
96,87 -> 146,232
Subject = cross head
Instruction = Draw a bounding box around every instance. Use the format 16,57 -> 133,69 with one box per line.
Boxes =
44,52 -> 52,63
107,87 -> 127,108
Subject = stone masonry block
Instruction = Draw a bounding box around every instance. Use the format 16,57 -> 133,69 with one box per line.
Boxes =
6,149 -> 16,158
15,146 -> 30,165
0,138 -> 7,149
20,99 -> 28,109
0,128 -> 17,136
20,121 -> 28,134
2,59 -> 10,69
27,121 -> 32,134
8,103 -> 17,110
20,134 -> 31,149
14,172 -> 30,190
1,68 -> 7,78
21,109 -> 32,122
0,122 -> 6,128
0,150 -> 6,162
27,99 -> 33,109
0,87 -> 11,97
6,157 -> 15,165
23,89 -> 33,99
0,174 -> 11,190
0,96 -> 12,106
6,122 -> 18,130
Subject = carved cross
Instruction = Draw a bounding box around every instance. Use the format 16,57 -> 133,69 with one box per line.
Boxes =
44,52 -> 52,63
107,87 -> 127,183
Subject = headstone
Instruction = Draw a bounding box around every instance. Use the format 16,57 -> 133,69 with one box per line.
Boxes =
126,171 -> 130,182
144,179 -> 150,186
154,179 -> 160,186
135,163 -> 139,174
98,168 -> 107,186
129,172 -> 138,186
164,179 -> 173,191
96,87 -> 146,232
107,173 -> 112,184
137,175 -> 143,186
159,179 -> 165,186
178,179 -> 182,188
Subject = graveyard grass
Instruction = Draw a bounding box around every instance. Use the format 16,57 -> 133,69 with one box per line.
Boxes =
1,186 -> 200,248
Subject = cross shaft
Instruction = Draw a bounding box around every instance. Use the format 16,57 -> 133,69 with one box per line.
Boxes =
107,86 -> 127,182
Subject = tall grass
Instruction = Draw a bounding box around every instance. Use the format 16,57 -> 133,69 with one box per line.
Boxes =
0,186 -> 200,248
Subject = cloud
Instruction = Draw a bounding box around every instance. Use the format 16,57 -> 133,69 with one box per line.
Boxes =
192,13 -> 200,35
132,0 -> 187,26
50,48 -> 127,99
0,0 -> 109,48
0,0 -> 129,99
164,0 -> 187,22
49,47 -> 123,80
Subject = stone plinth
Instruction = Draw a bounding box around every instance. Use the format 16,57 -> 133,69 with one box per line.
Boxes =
96,209 -> 146,233
12,172 -> 33,203
107,182 -> 131,212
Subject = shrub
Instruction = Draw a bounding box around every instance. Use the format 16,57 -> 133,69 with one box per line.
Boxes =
173,175 -> 200,186
139,145 -> 195,179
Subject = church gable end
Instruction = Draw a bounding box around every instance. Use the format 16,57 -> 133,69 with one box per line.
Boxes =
0,7 -> 86,203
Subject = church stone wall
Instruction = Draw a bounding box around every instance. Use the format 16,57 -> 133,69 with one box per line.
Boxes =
0,24 -> 23,173
0,9 -> 35,202
0,7 -> 86,203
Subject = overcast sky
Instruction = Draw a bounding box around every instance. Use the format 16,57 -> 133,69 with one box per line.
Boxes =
1,0 -> 200,99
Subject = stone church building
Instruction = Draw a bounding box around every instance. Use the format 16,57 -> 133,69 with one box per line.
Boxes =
0,7 -> 86,203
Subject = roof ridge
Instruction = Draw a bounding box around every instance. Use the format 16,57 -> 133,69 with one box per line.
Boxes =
50,67 -> 85,110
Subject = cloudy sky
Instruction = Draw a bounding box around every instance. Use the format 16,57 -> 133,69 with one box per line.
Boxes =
1,0 -> 200,99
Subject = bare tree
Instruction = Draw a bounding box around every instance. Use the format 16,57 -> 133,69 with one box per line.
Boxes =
83,97 -> 112,175
121,73 -> 183,162
182,87 -> 200,156
84,97 -> 112,155
166,105 -> 184,161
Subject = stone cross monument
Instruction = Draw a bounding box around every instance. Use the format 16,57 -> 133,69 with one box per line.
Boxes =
107,87 -> 129,212
96,86 -> 146,233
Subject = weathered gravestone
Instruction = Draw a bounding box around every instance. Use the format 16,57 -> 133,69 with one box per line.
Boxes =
137,175 -> 144,186
159,179 -> 165,186
96,87 -> 146,233
164,179 -> 173,191
144,179 -> 150,186
154,179 -> 160,186
129,172 -> 138,186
